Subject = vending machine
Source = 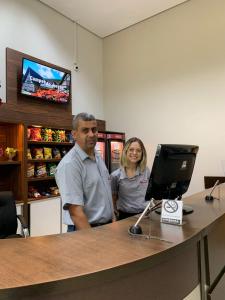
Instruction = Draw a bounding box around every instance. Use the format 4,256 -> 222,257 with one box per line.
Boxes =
95,132 -> 107,161
106,131 -> 125,173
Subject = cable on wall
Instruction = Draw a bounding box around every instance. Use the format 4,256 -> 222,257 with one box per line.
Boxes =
73,21 -> 79,72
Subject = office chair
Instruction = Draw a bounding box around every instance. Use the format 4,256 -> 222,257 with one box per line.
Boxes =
0,191 -> 29,239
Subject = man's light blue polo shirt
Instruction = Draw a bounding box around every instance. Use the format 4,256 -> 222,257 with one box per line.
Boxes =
55,143 -> 113,225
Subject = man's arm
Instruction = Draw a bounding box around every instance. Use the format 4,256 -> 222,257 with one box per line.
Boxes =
68,204 -> 91,230
112,194 -> 119,220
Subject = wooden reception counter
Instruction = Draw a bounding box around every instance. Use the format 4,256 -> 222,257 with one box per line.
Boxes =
0,186 -> 225,300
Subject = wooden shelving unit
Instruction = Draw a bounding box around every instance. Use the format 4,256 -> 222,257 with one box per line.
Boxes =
26,125 -> 73,202
27,159 -> 61,163
0,122 -> 73,204
28,141 -> 73,146
27,176 -> 55,182
0,161 -> 21,165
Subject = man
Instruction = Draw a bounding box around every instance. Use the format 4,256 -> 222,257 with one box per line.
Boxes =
55,112 -> 114,231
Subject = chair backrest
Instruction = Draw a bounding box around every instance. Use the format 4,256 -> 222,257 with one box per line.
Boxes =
0,191 -> 18,238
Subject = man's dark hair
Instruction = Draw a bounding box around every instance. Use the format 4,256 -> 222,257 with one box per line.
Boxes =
72,113 -> 96,130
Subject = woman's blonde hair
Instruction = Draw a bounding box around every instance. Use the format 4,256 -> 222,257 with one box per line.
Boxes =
120,137 -> 147,172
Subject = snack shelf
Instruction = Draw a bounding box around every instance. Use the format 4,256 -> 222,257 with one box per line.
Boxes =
0,161 -> 21,165
27,176 -> 55,182
26,126 -> 72,207
28,195 -> 60,202
27,159 -> 61,163
28,141 -> 73,146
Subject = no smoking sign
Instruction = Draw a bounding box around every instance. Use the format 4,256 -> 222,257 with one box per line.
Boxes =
161,200 -> 183,225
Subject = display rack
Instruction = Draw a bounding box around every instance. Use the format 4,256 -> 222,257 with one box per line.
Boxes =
25,125 -> 74,202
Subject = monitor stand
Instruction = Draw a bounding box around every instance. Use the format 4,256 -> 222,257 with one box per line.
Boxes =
155,204 -> 194,215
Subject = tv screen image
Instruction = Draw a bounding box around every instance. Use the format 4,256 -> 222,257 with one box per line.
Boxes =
21,58 -> 71,103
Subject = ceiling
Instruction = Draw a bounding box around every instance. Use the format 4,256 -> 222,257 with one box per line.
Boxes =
39,0 -> 189,38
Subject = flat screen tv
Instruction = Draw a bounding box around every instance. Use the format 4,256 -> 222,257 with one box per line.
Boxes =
21,58 -> 71,103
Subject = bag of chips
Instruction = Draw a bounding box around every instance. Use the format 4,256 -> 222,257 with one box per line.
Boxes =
27,163 -> 35,178
35,163 -> 47,177
47,163 -> 57,176
33,148 -> 44,159
61,147 -> 68,157
27,148 -> 32,159
52,147 -> 61,159
42,128 -> 53,142
49,186 -> 60,196
28,186 -> 41,198
30,127 -> 42,141
43,147 -> 52,159
53,130 -> 66,142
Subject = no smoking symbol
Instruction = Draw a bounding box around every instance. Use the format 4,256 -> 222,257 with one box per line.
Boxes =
164,200 -> 178,213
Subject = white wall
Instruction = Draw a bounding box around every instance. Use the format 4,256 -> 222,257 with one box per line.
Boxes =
103,0 -> 225,194
0,0 -> 104,119
74,26 -> 104,118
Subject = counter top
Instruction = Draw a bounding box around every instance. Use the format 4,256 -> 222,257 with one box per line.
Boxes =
0,185 -> 225,300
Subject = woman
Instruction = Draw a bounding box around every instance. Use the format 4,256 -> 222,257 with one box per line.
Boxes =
111,137 -> 150,220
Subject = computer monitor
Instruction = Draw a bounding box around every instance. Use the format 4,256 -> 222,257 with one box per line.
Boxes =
145,144 -> 199,214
